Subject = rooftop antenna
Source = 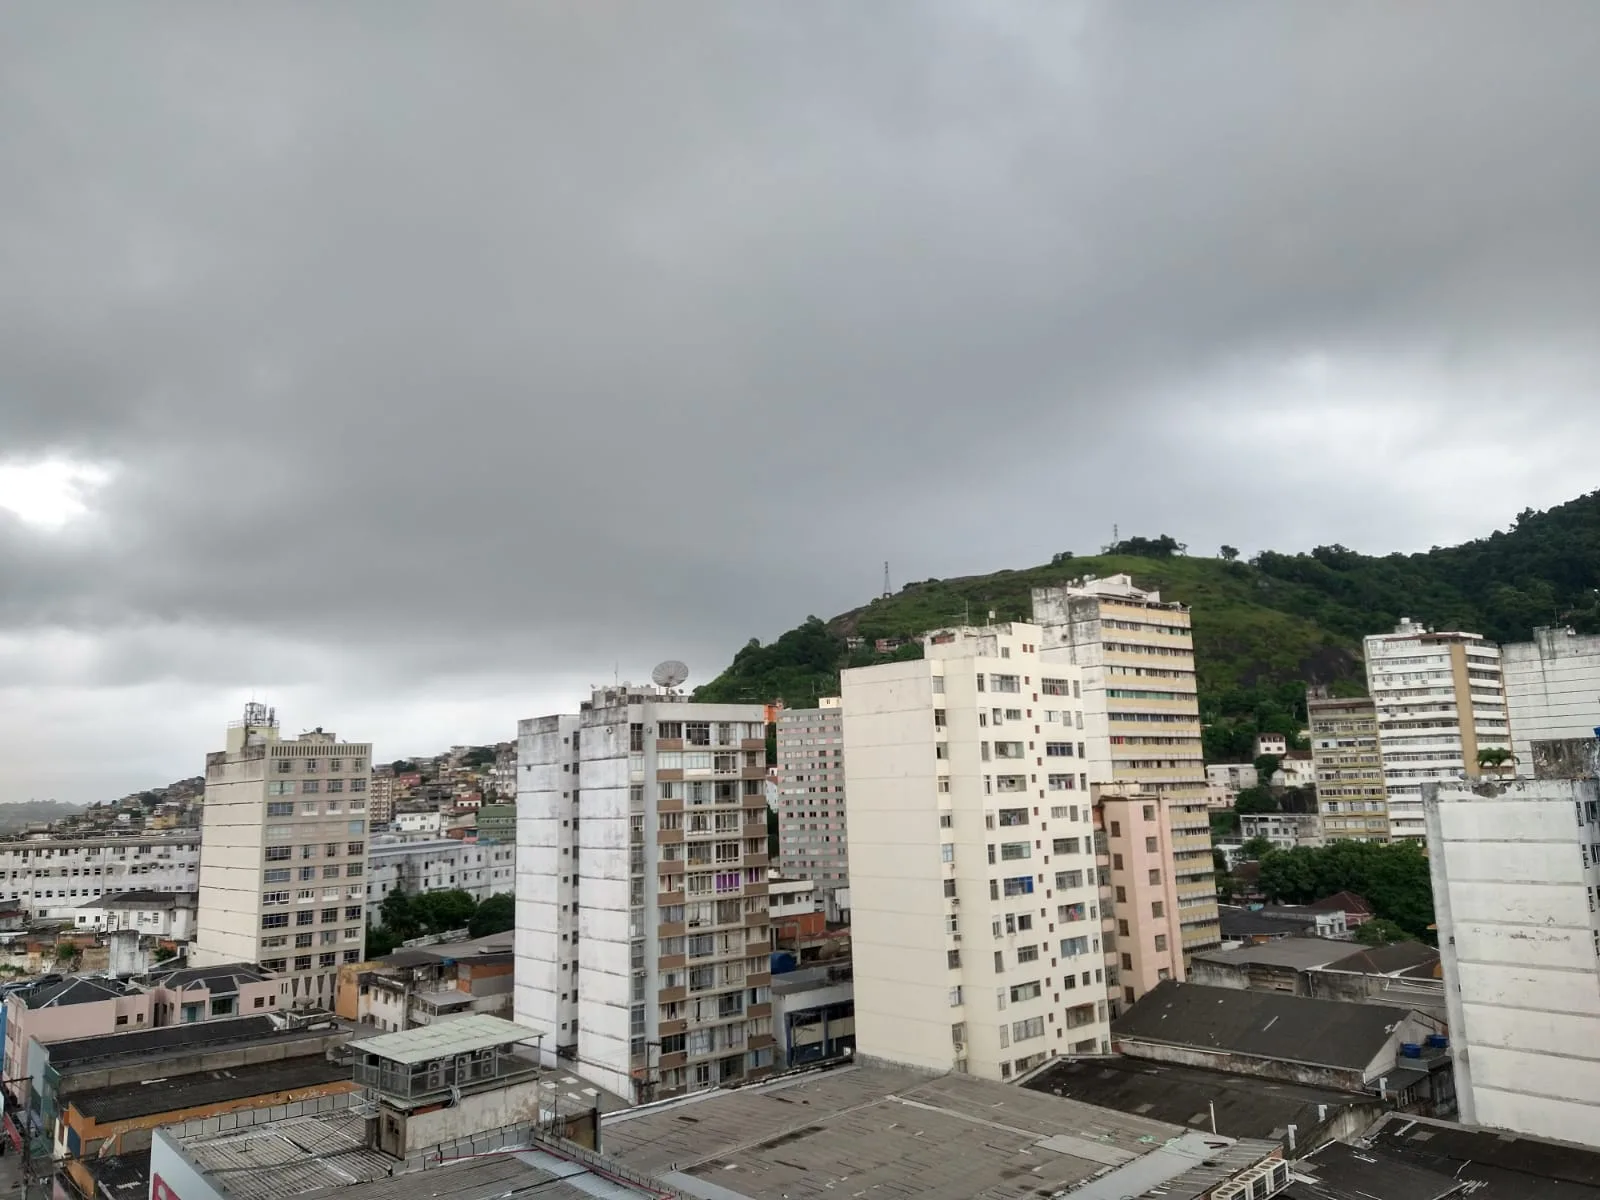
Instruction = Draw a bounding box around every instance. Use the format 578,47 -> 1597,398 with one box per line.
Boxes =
652,660 -> 689,691
882,561 -> 892,600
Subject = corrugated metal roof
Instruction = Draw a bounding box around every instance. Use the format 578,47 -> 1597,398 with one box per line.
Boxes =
351,1013 -> 538,1064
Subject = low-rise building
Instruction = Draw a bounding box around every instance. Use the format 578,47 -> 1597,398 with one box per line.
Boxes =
335,932 -> 514,1032
1112,980 -> 1446,1100
1239,810 -> 1323,849
72,889 -> 197,940
366,838 -> 514,921
1190,939 -> 1445,1019
603,1063 -> 1287,1200
770,960 -> 854,1068
391,811 -> 442,836
1023,1055 -> 1389,1156
0,832 -> 200,921
1218,904 -> 1347,943
474,803 -> 515,845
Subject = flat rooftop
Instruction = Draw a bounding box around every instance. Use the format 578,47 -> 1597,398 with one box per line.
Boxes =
351,1013 -> 536,1064
298,1150 -> 662,1200
69,1055 -> 352,1123
47,1014 -> 348,1073
1360,1112 -> 1600,1198
602,1063 -> 1279,1200
1022,1056 -> 1379,1144
1193,940 -> 1351,971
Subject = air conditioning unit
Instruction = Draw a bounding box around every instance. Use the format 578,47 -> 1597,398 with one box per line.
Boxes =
1210,1183 -> 1246,1200
1263,1161 -> 1290,1192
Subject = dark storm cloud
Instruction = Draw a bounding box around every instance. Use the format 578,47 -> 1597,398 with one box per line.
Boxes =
3,1 -> 1600,799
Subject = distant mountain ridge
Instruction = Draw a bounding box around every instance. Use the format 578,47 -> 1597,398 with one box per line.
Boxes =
696,490 -> 1600,761
0,799 -> 84,833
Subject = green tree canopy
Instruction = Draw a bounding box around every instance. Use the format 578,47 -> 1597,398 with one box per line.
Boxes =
468,892 -> 515,938
1258,841 -> 1434,938
1355,917 -> 1415,946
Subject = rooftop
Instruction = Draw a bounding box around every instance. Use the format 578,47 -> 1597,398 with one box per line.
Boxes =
1321,941 -> 1441,978
80,889 -> 198,910
1308,891 -> 1375,916
47,1013 -> 344,1072
68,1055 -> 352,1123
321,1152 -> 665,1200
351,1013 -> 538,1065
1285,1138 -> 1467,1200
1193,939 -> 1350,971
1021,1056 -> 1380,1145
146,962 -> 271,995
23,977 -> 130,1009
1361,1112 -> 1600,1199
1113,981 -> 1413,1072
1218,906 -> 1324,938
602,1063 -> 1278,1200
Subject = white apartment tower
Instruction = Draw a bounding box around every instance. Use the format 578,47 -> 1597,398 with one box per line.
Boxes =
1425,738 -> 1600,1149
1032,576 -> 1221,956
775,697 -> 848,888
841,623 -> 1113,1083
1502,626 -> 1600,773
1365,619 -> 1512,840
193,704 -> 371,1006
515,687 -> 774,1102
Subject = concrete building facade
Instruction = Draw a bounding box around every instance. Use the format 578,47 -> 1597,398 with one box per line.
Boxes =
366,838 -> 514,924
0,833 -> 199,921
1034,576 -> 1221,956
1365,620 -> 1511,841
192,705 -> 371,1006
841,623 -> 1112,1083
515,688 -> 774,1101
1098,790 -> 1185,1009
1503,626 -> 1600,773
1309,696 -> 1389,842
1425,744 -> 1600,1149
775,697 -> 848,889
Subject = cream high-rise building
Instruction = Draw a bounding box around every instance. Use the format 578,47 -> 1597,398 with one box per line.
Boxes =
842,623 -> 1113,1083
515,687 -> 774,1102
1309,695 -> 1389,842
1033,576 -> 1220,958
1365,619 -> 1512,841
193,704 -> 371,1007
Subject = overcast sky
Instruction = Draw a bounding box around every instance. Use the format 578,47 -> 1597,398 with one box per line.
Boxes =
4,3 -> 1599,805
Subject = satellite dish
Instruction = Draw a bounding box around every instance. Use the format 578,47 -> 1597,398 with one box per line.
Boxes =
652,660 -> 689,689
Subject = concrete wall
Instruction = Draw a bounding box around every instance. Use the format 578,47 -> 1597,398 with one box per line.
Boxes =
1427,776 -> 1600,1148
1503,628 -> 1600,775
395,1077 -> 545,1153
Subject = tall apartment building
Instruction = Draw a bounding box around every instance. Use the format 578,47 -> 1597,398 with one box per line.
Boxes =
515,688 -> 774,1102
1308,696 -> 1389,841
841,623 -> 1113,1083
369,769 -> 396,826
1364,619 -> 1511,841
775,697 -> 848,888
1098,789 -> 1187,1010
192,705 -> 371,1007
1425,738 -> 1600,1149
1033,575 -> 1220,956
0,833 -> 199,920
1503,626 -> 1600,773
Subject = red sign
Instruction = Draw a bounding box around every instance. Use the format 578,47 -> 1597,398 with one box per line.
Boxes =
153,1173 -> 180,1200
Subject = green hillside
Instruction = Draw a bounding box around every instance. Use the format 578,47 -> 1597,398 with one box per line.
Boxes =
695,490 -> 1600,761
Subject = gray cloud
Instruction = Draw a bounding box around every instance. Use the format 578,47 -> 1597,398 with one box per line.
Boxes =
4,1 -> 1600,801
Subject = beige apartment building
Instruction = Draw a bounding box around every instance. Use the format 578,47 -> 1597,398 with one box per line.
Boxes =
514,688 -> 774,1102
192,704 -> 371,1006
842,623 -> 1113,1083
1309,696 -> 1389,841
1033,576 -> 1220,958
1364,620 -> 1512,841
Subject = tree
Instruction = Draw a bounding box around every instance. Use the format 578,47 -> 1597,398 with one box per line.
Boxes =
153,945 -> 178,963
1257,840 -> 1435,939
1234,786 -> 1280,815
468,892 -> 515,938
1219,545 -> 1239,562
54,942 -> 81,965
390,759 -> 416,774
412,888 -> 477,934
1477,747 -> 1515,770
1355,918 -> 1414,947
1252,753 -> 1282,783
1050,551 -> 1075,565
380,885 -> 418,939
366,925 -> 401,958
1239,836 -> 1277,861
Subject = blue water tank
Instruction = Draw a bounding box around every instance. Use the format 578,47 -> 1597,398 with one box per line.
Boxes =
1426,1034 -> 1449,1049
1401,1042 -> 1422,1058
771,952 -> 797,975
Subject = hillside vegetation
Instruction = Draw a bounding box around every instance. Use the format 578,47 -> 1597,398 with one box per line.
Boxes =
696,490 -> 1600,761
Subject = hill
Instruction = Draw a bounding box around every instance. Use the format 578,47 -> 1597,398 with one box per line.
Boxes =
695,490 -> 1600,761
0,799 -> 84,833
